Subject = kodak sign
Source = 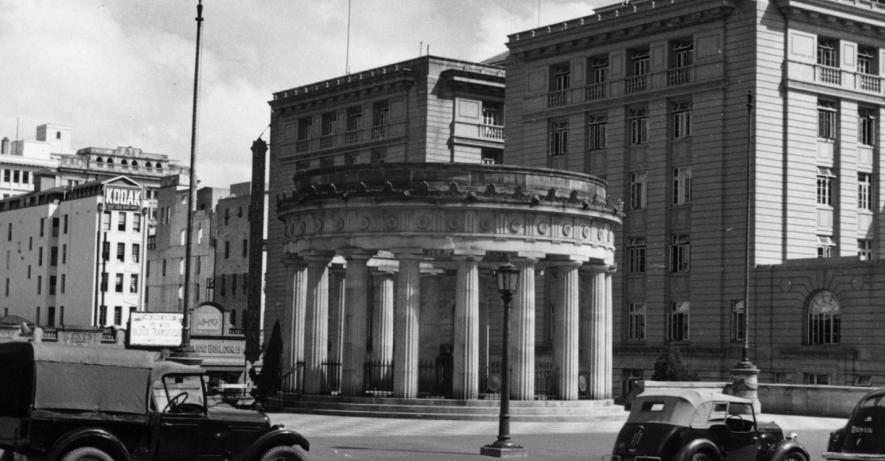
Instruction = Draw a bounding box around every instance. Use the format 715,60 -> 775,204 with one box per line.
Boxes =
104,186 -> 142,211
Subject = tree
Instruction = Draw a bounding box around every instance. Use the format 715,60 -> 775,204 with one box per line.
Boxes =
252,320 -> 283,405
651,346 -> 698,381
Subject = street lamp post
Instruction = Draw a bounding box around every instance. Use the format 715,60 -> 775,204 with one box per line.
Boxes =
481,263 -> 526,458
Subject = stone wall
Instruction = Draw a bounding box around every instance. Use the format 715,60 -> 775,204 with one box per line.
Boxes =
758,383 -> 872,418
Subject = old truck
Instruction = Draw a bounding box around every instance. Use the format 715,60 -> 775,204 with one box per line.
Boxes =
0,342 -> 309,461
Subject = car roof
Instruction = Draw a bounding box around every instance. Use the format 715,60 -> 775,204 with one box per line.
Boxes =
636,388 -> 753,407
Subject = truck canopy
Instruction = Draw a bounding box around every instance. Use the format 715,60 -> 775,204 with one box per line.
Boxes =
0,342 -> 201,416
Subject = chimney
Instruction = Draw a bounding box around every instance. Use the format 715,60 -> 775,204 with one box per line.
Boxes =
0,137 -> 8,155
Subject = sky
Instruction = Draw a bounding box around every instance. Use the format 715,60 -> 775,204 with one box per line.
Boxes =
0,0 -> 609,188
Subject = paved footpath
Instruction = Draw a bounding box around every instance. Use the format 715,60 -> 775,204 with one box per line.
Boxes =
269,411 -> 846,461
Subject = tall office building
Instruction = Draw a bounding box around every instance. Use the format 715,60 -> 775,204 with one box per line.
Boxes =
505,0 -> 885,390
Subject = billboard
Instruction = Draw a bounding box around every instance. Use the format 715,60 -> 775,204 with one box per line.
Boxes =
128,312 -> 183,347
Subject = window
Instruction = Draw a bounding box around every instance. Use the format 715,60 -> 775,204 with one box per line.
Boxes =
673,167 -> 692,205
36,306 -> 40,326
197,226 -> 203,245
37,275 -> 42,295
808,290 -> 840,344
221,274 -> 226,297
586,55 -> 608,99
51,217 -> 59,237
162,259 -> 167,276
38,247 -> 43,266
548,119 -> 569,156
630,172 -> 647,210
180,229 -> 186,246
668,302 -> 690,342
22,171 -> 29,183
133,213 -> 141,232
242,239 -> 248,258
731,300 -> 746,342
61,274 -> 65,293
115,273 -> 124,293
858,46 -> 877,75
99,305 -> 107,326
817,37 -> 839,68
114,306 -> 122,326
670,234 -> 690,272
49,276 -> 56,295
817,235 -> 836,258
322,112 -> 337,137
117,212 -> 126,231
130,274 -> 139,293
224,241 -> 231,259
179,259 -> 185,275
482,102 -> 502,126
102,211 -> 111,231
47,306 -> 55,327
549,62 -> 570,106
804,373 -> 830,385
858,239 -> 873,261
671,38 -> 693,68
148,235 -> 156,250
63,215 -> 68,234
672,102 -> 692,139
627,303 -> 646,341
629,108 -> 648,145
117,243 -> 125,262
50,246 -> 58,266
627,237 -> 646,274
371,101 -> 390,138
346,106 -> 362,133
231,310 -> 238,327
370,148 -> 387,164
132,243 -> 140,263
859,108 -> 876,146
817,168 -> 834,206
587,116 -> 607,151
243,273 -> 248,295
40,218 -> 45,237
100,272 -> 107,291
297,116 -> 312,140
59,306 -> 64,326
627,48 -> 650,93
818,100 -> 838,140
858,173 -> 873,211
481,148 -> 502,165
232,274 -> 237,295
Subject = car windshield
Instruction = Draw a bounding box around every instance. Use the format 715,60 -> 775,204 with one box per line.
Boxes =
152,374 -> 206,412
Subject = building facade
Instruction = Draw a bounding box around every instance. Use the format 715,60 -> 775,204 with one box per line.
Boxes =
504,0 -> 885,391
265,56 -> 622,401
0,176 -> 147,328
213,182 -> 252,332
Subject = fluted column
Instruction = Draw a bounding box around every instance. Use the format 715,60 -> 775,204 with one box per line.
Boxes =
342,252 -> 370,396
371,268 -> 395,390
511,257 -> 537,400
394,254 -> 422,398
554,261 -> 581,400
283,257 -> 307,392
453,254 -> 482,399
303,255 -> 331,394
328,264 -> 346,393
588,265 -> 614,399
419,273 -> 442,361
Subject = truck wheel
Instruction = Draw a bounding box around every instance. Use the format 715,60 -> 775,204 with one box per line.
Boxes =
60,447 -> 114,461
259,445 -> 306,461
783,451 -> 809,461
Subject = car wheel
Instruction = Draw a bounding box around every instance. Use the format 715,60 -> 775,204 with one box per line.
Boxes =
690,451 -> 713,461
259,445 -> 306,461
782,451 -> 809,461
60,447 -> 114,461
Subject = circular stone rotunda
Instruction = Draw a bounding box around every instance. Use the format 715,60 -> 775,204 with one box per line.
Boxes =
271,163 -> 623,420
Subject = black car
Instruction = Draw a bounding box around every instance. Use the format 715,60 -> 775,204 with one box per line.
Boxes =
608,389 -> 808,461
824,387 -> 885,461
0,342 -> 309,461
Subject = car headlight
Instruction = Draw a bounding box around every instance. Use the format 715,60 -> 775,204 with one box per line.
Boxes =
786,432 -> 798,440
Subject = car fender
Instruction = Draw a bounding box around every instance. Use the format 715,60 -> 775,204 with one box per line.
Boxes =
230,426 -> 310,461
769,439 -> 809,461
44,427 -> 131,461
674,438 -> 723,461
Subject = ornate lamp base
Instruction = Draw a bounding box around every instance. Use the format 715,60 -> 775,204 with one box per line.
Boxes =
481,440 -> 527,458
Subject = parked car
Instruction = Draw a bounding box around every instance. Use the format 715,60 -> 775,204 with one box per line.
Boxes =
608,389 -> 808,461
0,342 -> 309,461
823,387 -> 885,461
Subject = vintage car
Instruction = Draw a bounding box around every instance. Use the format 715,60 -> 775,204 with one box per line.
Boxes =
823,387 -> 885,461
0,342 -> 309,461
608,389 -> 808,461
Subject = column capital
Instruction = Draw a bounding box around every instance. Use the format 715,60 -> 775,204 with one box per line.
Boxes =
282,255 -> 306,268
452,251 -> 485,262
301,251 -> 335,265
338,248 -> 373,261
391,248 -> 424,260
548,259 -> 584,269
511,256 -> 540,267
582,263 -> 617,274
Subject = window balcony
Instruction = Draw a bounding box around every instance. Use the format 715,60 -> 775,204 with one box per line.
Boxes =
859,74 -> 881,93
547,89 -> 570,107
815,65 -> 842,85
625,74 -> 648,94
667,66 -> 694,86
584,82 -> 606,101
344,130 -> 361,144
319,135 -> 334,149
453,122 -> 505,144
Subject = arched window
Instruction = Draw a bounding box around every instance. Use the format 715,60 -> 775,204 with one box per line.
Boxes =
145,162 -> 153,170
155,162 -> 163,171
96,157 -> 104,165
808,290 -> 840,344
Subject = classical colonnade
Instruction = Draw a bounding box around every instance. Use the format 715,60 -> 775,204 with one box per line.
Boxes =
282,250 -> 614,401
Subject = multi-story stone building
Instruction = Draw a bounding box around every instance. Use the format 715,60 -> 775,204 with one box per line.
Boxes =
144,175 -> 221,313
0,176 -> 147,328
214,181 -> 253,331
505,0 -> 885,391
265,55 -> 622,402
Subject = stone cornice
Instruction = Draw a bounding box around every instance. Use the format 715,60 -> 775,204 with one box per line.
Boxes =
774,0 -> 885,32
506,0 -> 735,61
